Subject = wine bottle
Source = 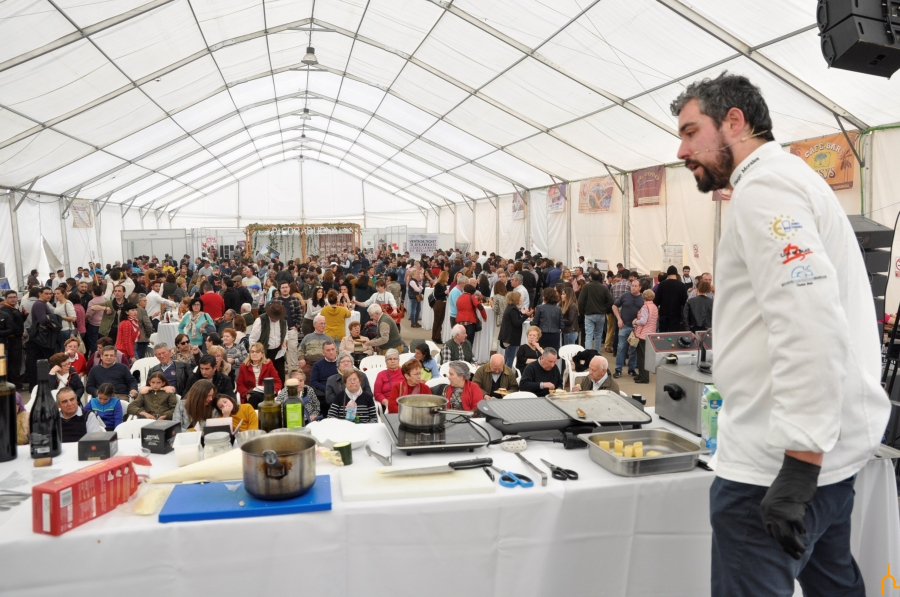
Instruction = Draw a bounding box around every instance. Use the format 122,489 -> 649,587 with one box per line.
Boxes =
282,379 -> 303,429
0,344 -> 18,462
258,377 -> 282,432
30,359 -> 62,458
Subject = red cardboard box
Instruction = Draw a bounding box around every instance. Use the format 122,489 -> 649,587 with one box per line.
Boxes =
32,455 -> 151,536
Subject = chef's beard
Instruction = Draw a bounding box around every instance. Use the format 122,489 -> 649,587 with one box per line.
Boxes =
685,132 -> 735,193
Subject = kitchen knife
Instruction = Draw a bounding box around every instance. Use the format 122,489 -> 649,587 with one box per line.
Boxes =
379,458 -> 493,477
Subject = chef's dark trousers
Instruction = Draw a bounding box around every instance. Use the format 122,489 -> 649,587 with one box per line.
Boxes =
657,315 -> 682,333
710,475 -> 864,597
5,336 -> 24,387
25,341 -> 55,386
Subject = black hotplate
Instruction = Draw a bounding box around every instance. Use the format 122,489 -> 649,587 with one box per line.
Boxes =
382,414 -> 490,455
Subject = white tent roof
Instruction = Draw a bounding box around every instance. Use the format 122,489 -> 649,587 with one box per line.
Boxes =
2,0 -> 900,214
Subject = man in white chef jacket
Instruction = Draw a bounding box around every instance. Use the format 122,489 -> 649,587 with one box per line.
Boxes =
671,73 -> 890,596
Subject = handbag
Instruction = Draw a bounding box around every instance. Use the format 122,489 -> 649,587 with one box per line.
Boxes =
627,331 -> 640,347
468,295 -> 483,332
427,292 -> 436,308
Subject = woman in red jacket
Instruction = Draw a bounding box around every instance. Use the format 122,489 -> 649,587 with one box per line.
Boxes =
454,284 -> 487,345
386,358 -> 431,414
237,342 -> 282,407
442,361 -> 487,411
373,349 -> 404,413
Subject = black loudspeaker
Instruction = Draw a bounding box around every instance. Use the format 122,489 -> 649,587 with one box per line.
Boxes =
848,215 -> 893,320
817,0 -> 900,77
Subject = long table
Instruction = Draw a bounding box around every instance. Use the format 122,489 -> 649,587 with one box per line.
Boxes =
0,411 -> 897,597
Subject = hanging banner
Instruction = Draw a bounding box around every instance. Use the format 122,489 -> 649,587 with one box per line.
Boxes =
789,132 -> 858,191
662,244 -> 683,271
547,183 -> 566,213
712,188 -> 732,201
579,177 -> 615,213
632,165 -> 665,207
70,200 -> 93,228
407,233 -> 439,256
512,192 -> 526,220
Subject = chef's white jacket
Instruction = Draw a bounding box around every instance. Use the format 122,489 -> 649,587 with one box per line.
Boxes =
712,141 -> 890,487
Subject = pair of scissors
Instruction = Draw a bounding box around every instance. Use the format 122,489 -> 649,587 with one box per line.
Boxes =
488,466 -> 534,488
540,459 -> 579,481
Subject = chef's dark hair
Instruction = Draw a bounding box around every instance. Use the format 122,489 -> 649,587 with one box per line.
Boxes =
670,72 -> 775,142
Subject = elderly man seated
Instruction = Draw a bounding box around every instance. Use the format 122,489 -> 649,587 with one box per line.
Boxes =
575,355 -> 620,394
365,304 -> 404,355
140,343 -> 190,396
441,324 -> 475,365
57,387 -> 105,442
472,354 -> 519,398
520,348 -> 563,397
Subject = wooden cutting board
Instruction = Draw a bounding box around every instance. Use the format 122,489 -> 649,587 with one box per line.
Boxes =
340,467 -> 495,502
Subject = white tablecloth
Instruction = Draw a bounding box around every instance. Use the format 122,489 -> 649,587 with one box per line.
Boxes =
421,287 -> 434,331
0,412 -> 896,597
345,310 -> 360,338
156,322 -> 180,348
441,303 -> 495,364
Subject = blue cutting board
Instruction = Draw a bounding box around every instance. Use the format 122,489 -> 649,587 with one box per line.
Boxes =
158,476 -> 332,523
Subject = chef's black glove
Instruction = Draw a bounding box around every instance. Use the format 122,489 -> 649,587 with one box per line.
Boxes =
760,454 -> 820,560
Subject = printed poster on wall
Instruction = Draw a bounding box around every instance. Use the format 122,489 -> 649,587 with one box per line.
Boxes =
547,184 -> 566,213
662,244 -> 683,271
70,200 -> 93,228
579,177 -> 614,213
512,192 -> 526,220
789,132 -> 858,191
407,233 -> 439,255
632,165 -> 666,207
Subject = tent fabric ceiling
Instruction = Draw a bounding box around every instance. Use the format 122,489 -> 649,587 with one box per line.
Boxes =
2,0 -> 900,214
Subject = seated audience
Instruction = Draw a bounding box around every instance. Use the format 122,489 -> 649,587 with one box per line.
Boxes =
373,349 -> 404,411
236,342 -> 282,407
386,358 -> 431,413
575,355 -> 620,393
185,354 -> 234,399
472,354 -> 519,399
48,352 -> 85,401
520,348 -> 563,397
275,371 -> 322,423
86,345 -> 138,400
85,337 -> 129,373
365,304 -> 404,354
414,343 -> 440,380
324,352 -> 371,409
215,393 -> 258,432
326,369 -> 377,423
309,340 -> 339,401
442,361 -> 487,410
515,326 -> 544,372
173,379 -> 220,432
57,387 -> 105,442
128,371 -> 178,420
142,343 -> 190,396
339,320 -> 372,366
440,324 -> 475,365
84,383 -> 123,430
62,337 -> 87,376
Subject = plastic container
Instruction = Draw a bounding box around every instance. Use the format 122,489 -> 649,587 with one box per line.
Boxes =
173,432 -> 202,467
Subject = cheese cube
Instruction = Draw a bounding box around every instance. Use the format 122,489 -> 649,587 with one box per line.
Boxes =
597,440 -> 610,451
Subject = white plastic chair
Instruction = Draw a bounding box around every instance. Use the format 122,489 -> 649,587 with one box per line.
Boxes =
558,345 -> 587,391
365,368 -> 382,391
114,418 -> 155,439
504,391 -> 538,400
439,361 -> 478,377
425,377 -> 448,388
148,332 -> 158,349
359,355 -> 386,371
130,356 -> 160,386
398,353 -> 415,365
424,340 -> 440,358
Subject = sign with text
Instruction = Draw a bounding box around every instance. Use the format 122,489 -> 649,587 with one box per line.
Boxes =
789,132 -> 858,191
547,184 -> 566,213
70,200 -> 93,228
633,165 -> 666,207
407,233 -> 439,256
662,244 -> 683,271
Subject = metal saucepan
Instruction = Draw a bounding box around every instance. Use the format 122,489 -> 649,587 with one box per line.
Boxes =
396,395 -> 473,430
241,434 -> 317,501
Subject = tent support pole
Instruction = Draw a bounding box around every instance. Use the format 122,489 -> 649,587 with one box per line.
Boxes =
58,198 -> 71,275
567,182 -> 573,265
8,192 -> 24,288
622,174 -> 630,270
93,201 -> 105,267
523,191 -> 530,254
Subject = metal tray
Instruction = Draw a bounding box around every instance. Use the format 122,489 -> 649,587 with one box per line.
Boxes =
577,429 -> 709,477
546,390 -> 652,426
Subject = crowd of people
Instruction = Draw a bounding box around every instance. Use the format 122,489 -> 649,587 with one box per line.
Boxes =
1,245 -> 712,441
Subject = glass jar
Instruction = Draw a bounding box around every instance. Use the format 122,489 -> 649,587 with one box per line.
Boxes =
203,432 -> 232,460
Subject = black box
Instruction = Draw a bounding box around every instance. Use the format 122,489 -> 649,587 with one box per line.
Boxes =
78,431 -> 118,461
863,248 -> 891,273
141,420 -> 179,454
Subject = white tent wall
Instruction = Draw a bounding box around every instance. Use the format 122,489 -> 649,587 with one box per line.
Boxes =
426,209 -> 440,234
499,194 -> 526,258
474,199 -> 498,254
99,207 -> 124,266
455,205 -> 473,249
0,195 -> 19,287
64,213 -> 99,273
439,207 -> 454,236
529,188 -> 548,256
570,178 -> 625,268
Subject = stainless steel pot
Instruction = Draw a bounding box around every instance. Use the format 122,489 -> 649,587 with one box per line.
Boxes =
396,395 -> 473,430
241,434 -> 317,501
